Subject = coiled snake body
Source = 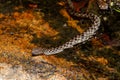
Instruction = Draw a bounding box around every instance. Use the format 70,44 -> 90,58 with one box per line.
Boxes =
32,0 -> 101,55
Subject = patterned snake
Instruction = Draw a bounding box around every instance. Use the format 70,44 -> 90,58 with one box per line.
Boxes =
32,0 -> 101,55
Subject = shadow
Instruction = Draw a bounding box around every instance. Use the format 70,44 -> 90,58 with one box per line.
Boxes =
55,43 -> 120,79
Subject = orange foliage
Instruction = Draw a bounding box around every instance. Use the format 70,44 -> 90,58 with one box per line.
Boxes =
88,56 -> 108,65
28,4 -> 38,8
72,1 -> 87,12
42,55 -> 76,68
13,11 -> 34,20
0,9 -> 60,57
0,13 -> 4,18
13,12 -> 20,19
14,6 -> 24,10
91,38 -> 104,47
96,57 -> 108,65
0,35 -> 32,54
57,1 -> 65,6
60,9 -> 84,33
59,9 -> 72,20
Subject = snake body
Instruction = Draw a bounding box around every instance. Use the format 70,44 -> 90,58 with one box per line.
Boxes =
32,0 -> 101,55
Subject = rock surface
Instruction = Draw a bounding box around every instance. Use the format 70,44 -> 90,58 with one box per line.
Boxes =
0,63 -> 67,80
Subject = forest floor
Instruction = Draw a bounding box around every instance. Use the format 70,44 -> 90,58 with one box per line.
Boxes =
0,0 -> 120,80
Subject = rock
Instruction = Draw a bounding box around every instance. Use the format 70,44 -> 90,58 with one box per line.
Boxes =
0,63 -> 67,80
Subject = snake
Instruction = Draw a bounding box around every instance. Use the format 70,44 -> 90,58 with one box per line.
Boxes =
32,0 -> 101,55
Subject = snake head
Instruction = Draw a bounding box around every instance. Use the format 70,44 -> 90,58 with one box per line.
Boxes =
32,47 -> 44,56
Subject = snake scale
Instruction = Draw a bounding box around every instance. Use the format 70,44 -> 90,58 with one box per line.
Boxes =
32,0 -> 101,55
